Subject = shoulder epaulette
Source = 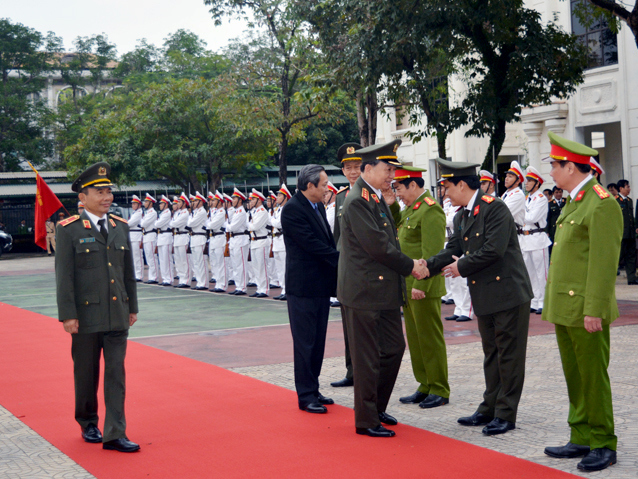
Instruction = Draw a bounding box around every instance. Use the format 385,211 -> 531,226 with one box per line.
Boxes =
59,215 -> 80,227
362,188 -> 369,202
110,214 -> 128,223
481,195 -> 495,203
337,186 -> 349,195
593,184 -> 610,200
424,197 -> 436,206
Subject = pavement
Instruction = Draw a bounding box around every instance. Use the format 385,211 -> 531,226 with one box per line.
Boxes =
1,252 -> 637,478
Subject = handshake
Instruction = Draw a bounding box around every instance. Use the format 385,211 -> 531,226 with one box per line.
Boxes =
411,259 -> 430,280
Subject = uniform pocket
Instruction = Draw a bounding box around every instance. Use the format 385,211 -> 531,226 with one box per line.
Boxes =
75,243 -> 100,269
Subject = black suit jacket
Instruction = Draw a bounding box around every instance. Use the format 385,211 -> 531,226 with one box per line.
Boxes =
281,191 -> 339,297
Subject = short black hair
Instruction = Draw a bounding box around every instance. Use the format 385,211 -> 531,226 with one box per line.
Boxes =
298,164 -> 325,191
552,186 -> 562,193
360,159 -> 380,172
557,160 -> 591,174
607,182 -> 618,190
396,177 -> 425,189
543,188 -> 552,195
617,179 -> 629,189
447,175 -> 480,190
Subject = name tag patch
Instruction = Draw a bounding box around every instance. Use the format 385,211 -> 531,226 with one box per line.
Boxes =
79,237 -> 96,244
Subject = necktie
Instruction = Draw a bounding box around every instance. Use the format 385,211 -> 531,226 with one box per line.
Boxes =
314,204 -> 329,235
98,219 -> 108,241
461,209 -> 470,229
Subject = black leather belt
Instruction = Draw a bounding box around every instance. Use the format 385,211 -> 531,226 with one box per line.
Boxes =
159,229 -> 172,234
175,231 -> 189,235
520,228 -> 545,235
230,231 -> 249,237
273,232 -> 282,237
251,235 -> 268,241
130,228 -> 142,232
143,230 -> 156,235
209,231 -> 225,237
192,232 -> 207,236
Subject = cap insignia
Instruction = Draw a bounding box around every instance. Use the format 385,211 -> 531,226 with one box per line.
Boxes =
347,147 -> 355,154
98,167 -> 107,176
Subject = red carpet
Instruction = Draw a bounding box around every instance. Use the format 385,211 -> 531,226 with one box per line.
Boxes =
0,302 -> 578,479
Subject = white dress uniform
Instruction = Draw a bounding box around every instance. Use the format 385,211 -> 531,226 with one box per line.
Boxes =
248,202 -> 270,295
155,202 -> 174,285
446,203 -> 472,318
207,204 -> 227,290
169,204 -> 191,286
501,186 -> 526,230
441,197 -> 453,302
128,206 -> 144,281
228,205 -> 250,292
270,204 -> 286,295
245,206 -> 257,286
188,201 -> 209,289
520,189 -> 552,311
141,205 -> 159,282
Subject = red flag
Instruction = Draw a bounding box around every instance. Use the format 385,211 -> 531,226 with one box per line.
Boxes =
34,173 -> 64,250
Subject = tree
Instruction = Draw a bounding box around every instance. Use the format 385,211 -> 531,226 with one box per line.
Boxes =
573,0 -> 638,50
0,18 -> 57,171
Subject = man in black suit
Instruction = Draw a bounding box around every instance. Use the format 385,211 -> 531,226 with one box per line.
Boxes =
281,164 -> 340,414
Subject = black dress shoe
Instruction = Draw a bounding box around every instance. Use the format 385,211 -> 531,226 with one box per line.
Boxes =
176,283 -> 189,288
379,412 -> 397,426
419,394 -> 449,409
273,294 -> 283,300
228,280 -> 235,285
136,279 -> 142,282
530,308 -> 537,313
331,377 -> 354,387
278,294 -> 286,301
81,424 -> 102,443
356,425 -> 395,437
269,284 -> 281,289
234,290 -> 247,296
300,402 -> 327,414
228,290 -> 237,294
247,282 -> 257,287
456,315 -> 471,322
577,447 -> 617,471
544,442 -> 590,458
192,286 -> 207,290
255,293 -> 269,298
162,282 -> 172,286
249,292 -> 259,297
211,288 -> 225,293
628,280 -> 638,285
210,278 -> 216,283
445,299 -> 455,305
330,300 -> 341,307
444,315 -> 459,321
145,280 -> 158,284
482,417 -> 515,436
399,391 -> 428,404
317,394 -> 334,405
535,308 -> 543,314
458,411 -> 493,426
103,437 -> 140,452
441,298 -> 447,304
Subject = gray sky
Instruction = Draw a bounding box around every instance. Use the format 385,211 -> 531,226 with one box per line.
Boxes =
2,0 -> 249,55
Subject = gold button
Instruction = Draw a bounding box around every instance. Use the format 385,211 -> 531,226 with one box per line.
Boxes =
466,251 -> 469,254
570,220 -> 574,224
378,275 -> 383,280
472,280 -> 476,284
407,225 -> 411,229
107,246 -> 110,250
476,233 -> 479,236
554,242 -> 558,246
550,261 -> 553,265
384,223 -> 387,226
464,237 -> 468,241
112,296 -> 117,301
496,276 -> 500,281
85,301 -> 89,305
85,249 -> 89,252
111,279 -> 115,283
108,262 -> 112,267
559,224 -> 562,228
121,246 -> 125,250
569,290 -> 574,296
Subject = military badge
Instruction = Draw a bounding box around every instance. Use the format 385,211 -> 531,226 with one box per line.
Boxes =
593,184 -> 610,199
371,194 -> 380,203
574,190 -> 585,202
481,195 -> 495,203
83,220 -> 91,229
109,218 -> 116,228
424,197 -> 436,206
393,143 -> 399,153
79,237 -> 96,244
347,146 -> 355,154
362,188 -> 370,201
413,202 -> 422,210
473,205 -> 480,216
98,166 -> 107,176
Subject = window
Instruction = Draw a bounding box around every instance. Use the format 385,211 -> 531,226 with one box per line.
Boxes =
571,0 -> 618,69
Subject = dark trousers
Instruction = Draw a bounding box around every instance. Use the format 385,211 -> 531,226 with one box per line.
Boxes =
287,295 -> 330,407
339,305 -> 353,380
619,238 -> 637,282
344,307 -> 405,429
476,301 -> 530,423
72,330 -> 128,442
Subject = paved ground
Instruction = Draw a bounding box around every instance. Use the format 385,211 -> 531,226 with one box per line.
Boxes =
1,253 -> 637,478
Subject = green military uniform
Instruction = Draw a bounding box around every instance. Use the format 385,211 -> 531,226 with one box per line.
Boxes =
337,140 -> 414,430
617,193 -> 636,283
55,163 -> 138,443
391,180 -> 449,399
426,159 -> 532,424
542,133 -> 623,454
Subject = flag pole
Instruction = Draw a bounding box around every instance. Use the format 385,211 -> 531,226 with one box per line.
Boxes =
28,161 -> 70,216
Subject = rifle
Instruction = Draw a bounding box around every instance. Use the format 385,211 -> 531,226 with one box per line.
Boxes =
223,208 -> 230,257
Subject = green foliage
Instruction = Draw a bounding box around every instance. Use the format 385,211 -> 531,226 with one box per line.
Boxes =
0,18 -> 57,171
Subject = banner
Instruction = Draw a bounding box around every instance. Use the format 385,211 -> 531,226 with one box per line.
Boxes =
30,164 -> 64,250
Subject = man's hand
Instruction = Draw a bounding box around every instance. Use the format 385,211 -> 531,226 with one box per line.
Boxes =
382,187 -> 396,205
442,255 -> 460,278
411,288 -> 425,300
411,259 -> 429,280
63,319 -> 79,334
584,315 -> 602,333
129,313 -> 138,327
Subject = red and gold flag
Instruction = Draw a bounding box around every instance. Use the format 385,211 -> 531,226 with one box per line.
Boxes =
29,163 -> 64,250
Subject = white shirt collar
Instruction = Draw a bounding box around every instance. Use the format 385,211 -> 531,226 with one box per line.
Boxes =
568,174 -> 593,200
465,189 -> 480,211
83,209 -> 108,231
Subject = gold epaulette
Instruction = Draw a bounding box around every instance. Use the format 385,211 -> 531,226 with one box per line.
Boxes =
59,215 -> 80,227
362,188 -> 369,201
593,184 -> 610,199
337,186 -> 349,194
481,195 -> 495,203
110,214 -> 128,223
424,197 -> 436,206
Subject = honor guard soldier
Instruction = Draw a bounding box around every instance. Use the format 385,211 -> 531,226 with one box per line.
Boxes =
425,158 -> 532,437
128,195 -> 144,281
442,199 -> 472,322
169,193 -> 191,288
172,196 -> 179,212
521,167 -> 551,314
155,195 -> 174,286
590,157 -> 604,182
140,193 -> 159,284
479,170 -> 497,197
187,191 -> 209,290
55,162 -> 140,452
227,188 -> 250,295
267,190 -> 280,289
330,142 -> 363,388
501,161 -> 526,230
325,181 -> 338,231
616,179 -> 637,284
390,166 -> 449,409
206,191 -> 216,284
77,201 -> 85,215
542,132 -> 623,472
208,190 -> 228,292
247,189 -> 270,297
224,193 -> 235,286
270,184 -> 290,300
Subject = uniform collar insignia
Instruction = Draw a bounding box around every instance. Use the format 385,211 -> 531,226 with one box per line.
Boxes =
574,190 -> 585,202
473,205 -> 480,216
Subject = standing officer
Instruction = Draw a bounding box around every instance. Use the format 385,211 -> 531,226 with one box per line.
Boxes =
424,158 -> 532,436
127,195 -> 144,282
227,188 -> 250,295
270,184 -> 290,300
521,166 -> 551,314
542,132 -> 622,472
208,191 -> 228,292
140,194 -> 159,284
331,142 -> 363,388
55,162 -> 140,452
338,139 -> 427,437
267,190 -> 279,289
77,201 -> 85,216
169,193 -> 191,288
187,191 -> 209,290
391,166 -> 449,409
155,195 -> 174,286
501,161 -> 526,230
45,215 -> 56,255
546,186 -> 565,255
616,179 -> 637,284
247,189 -> 270,298
479,170 -> 497,197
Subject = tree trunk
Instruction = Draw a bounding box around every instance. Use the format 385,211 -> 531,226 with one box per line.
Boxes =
482,121 -> 506,170
367,91 -> 377,146
278,135 -> 288,187
436,129 -> 447,159
356,90 -> 369,147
